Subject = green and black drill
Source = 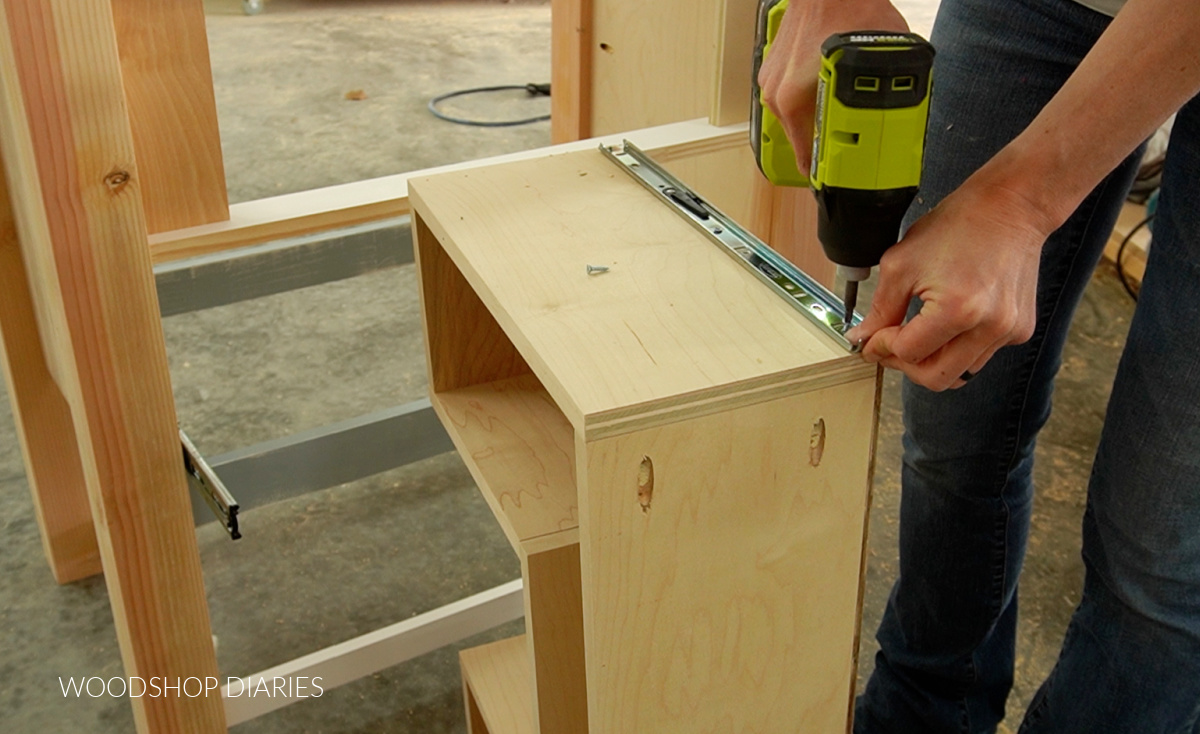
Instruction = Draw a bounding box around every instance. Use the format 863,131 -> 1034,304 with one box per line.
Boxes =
751,0 -> 935,325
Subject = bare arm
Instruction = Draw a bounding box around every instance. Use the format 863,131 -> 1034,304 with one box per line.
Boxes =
847,0 -> 1200,390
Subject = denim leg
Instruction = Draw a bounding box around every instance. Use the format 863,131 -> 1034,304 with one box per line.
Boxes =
853,0 -> 1142,731
1017,93 -> 1200,734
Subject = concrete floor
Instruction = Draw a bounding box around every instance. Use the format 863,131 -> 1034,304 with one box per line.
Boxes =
0,0 -> 1135,732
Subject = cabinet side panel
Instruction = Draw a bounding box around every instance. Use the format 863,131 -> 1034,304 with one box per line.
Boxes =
769,185 -> 836,291
579,377 -> 878,732
413,212 -> 531,393
524,542 -> 588,733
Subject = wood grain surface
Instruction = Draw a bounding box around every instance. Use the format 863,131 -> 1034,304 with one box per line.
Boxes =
433,374 -> 578,551
0,147 -> 100,584
410,149 -> 852,433
0,1 -> 224,730
461,635 -> 537,734
589,0 -> 719,135
112,0 -> 228,233
580,377 -> 878,733
550,0 -> 593,143
524,542 -> 587,733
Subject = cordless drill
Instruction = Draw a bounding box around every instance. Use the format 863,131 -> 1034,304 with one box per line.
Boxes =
751,0 -> 934,326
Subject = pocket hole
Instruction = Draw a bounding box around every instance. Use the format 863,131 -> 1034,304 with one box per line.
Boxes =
637,456 -> 654,513
809,418 -> 826,467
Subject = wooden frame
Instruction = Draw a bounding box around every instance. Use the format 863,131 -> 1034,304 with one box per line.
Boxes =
0,1 -> 223,730
0,1 -> 839,731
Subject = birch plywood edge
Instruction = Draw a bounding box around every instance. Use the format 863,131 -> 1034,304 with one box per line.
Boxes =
408,149 -> 867,442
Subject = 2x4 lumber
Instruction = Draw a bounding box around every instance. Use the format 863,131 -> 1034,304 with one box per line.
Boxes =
147,119 -> 755,264
0,1 -> 223,731
550,0 -> 593,143
589,0 -> 719,135
112,0 -> 229,233
0,149 -> 100,584
524,543 -> 587,733
579,377 -> 878,732
460,635 -> 537,734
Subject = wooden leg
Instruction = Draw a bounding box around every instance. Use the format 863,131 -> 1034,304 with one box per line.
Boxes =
0,1 -> 224,730
112,0 -> 229,233
0,152 -> 101,584
550,0 -> 592,143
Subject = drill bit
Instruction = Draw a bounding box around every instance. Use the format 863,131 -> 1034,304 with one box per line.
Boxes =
842,280 -> 859,327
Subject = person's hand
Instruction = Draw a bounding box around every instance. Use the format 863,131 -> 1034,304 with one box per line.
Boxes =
757,0 -> 909,172
844,178 -> 1056,391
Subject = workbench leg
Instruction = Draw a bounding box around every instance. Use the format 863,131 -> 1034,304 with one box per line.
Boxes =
0,154 -> 101,585
112,0 -> 229,234
0,1 -> 225,730
550,0 -> 592,143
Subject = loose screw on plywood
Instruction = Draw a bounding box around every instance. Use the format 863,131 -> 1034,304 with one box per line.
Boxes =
586,264 -> 610,275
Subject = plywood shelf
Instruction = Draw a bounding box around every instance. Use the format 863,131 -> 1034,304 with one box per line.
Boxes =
460,635 -> 535,734
433,374 -> 578,557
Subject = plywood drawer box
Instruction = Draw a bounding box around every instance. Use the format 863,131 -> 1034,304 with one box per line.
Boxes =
411,149 -> 880,734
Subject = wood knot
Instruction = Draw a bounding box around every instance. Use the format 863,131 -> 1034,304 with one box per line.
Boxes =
104,170 -> 130,192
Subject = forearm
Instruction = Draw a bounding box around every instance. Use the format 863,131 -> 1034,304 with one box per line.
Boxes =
975,0 -> 1200,234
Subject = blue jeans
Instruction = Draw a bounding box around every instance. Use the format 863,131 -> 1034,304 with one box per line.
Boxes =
853,0 -> 1200,731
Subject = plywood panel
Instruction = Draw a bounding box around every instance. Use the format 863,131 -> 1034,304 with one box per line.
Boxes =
579,377 -> 878,732
409,150 -> 853,433
524,543 -> 587,733
768,184 -> 836,290
461,635 -> 536,734
434,374 -> 578,551
112,0 -> 228,233
414,212 -> 531,394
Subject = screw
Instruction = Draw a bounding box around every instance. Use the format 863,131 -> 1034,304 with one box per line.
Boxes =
586,264 -> 610,276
